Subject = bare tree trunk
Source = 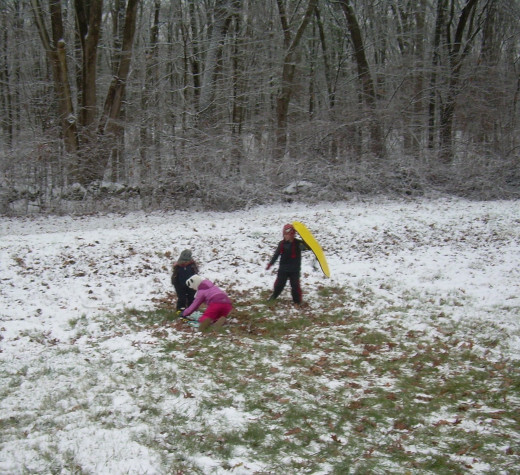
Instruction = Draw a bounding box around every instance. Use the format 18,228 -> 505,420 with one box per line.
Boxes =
412,2 -> 427,155
188,1 -> 201,110
198,0 -> 232,123
393,0 -> 427,154
275,0 -> 317,159
428,0 -> 444,150
75,0 -> 103,131
139,0 -> 161,184
314,5 -> 334,112
1,10 -> 13,149
31,0 -> 78,157
339,0 -> 384,158
74,0 -> 103,184
231,8 -> 246,135
97,0 -> 139,182
475,0 -> 498,146
439,0 -> 480,163
110,0 -> 130,182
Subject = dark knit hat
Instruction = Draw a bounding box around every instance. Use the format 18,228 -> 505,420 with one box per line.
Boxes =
178,249 -> 193,263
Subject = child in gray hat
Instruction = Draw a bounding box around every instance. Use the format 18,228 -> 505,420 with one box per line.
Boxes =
171,249 -> 199,312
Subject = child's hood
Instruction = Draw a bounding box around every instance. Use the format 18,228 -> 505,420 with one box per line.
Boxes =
197,280 -> 214,291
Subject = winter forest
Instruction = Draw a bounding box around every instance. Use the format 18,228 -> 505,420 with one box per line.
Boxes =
0,0 -> 519,214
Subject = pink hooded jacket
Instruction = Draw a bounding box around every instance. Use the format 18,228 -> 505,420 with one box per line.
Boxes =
183,279 -> 232,317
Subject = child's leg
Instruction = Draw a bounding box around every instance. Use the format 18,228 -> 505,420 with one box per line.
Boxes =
212,317 -> 227,332
289,272 -> 302,304
199,319 -> 213,332
269,271 -> 288,300
199,303 -> 232,331
173,283 -> 183,310
177,292 -> 186,310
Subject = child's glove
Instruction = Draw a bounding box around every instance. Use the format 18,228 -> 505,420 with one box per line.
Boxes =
266,263 -> 271,270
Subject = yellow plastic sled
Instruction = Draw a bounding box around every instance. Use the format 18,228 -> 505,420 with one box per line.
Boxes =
292,221 -> 330,278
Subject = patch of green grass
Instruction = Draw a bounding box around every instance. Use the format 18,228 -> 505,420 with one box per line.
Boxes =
125,307 -> 177,327
161,340 -> 179,352
68,314 -> 88,328
242,422 -> 268,448
0,415 -> 22,432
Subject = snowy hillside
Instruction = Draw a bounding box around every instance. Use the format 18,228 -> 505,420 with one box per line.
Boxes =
1,196 -> 519,473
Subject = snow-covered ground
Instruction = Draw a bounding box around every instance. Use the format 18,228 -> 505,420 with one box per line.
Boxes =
1,196 -> 519,473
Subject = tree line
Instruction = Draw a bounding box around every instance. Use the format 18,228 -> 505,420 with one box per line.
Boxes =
0,0 -> 519,214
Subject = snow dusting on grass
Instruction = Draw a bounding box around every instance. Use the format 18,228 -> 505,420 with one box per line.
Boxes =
1,196 -> 519,473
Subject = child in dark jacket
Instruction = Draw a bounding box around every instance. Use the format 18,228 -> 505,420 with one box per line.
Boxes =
266,223 -> 309,305
171,249 -> 199,312
181,275 -> 233,332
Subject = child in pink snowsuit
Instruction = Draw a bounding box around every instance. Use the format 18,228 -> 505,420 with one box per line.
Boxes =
181,275 -> 232,331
